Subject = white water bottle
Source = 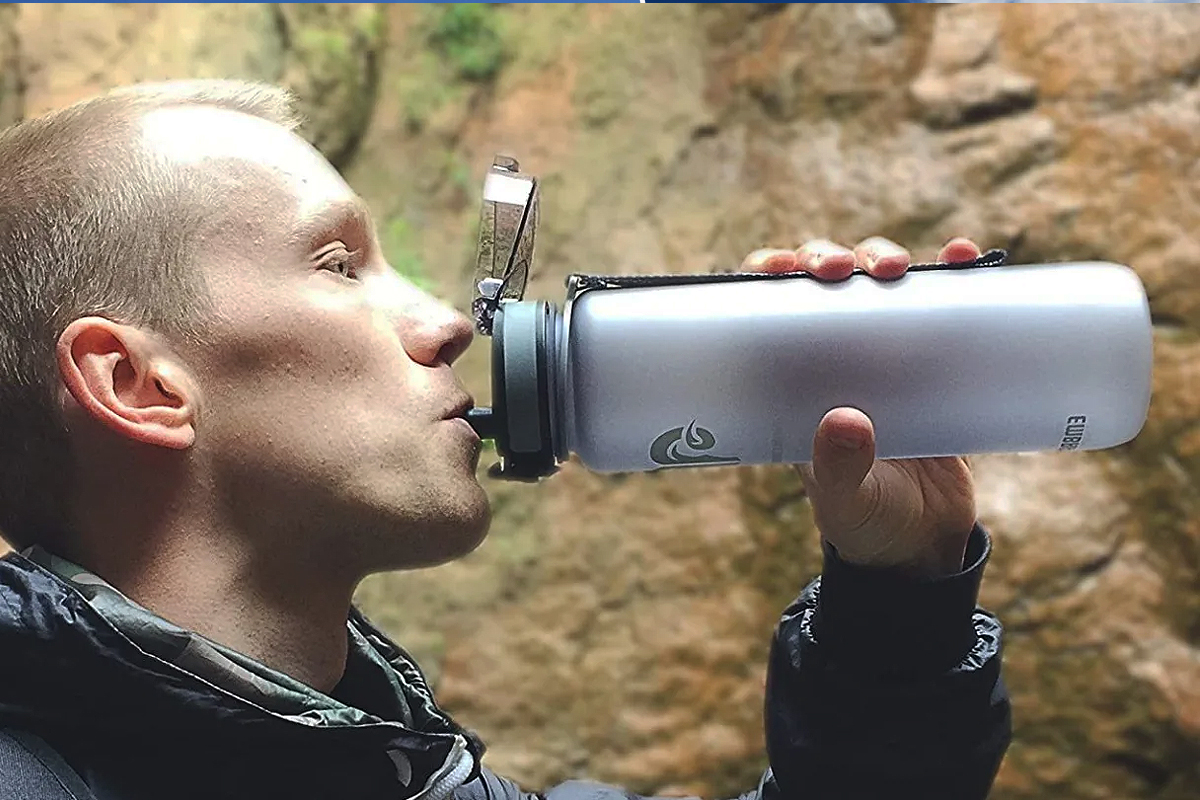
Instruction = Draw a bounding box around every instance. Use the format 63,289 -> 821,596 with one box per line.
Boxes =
466,256 -> 1153,480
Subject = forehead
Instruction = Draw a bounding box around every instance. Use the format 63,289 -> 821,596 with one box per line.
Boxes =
136,104 -> 357,223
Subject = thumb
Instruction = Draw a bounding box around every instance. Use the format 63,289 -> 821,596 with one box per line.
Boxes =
805,408 -> 879,528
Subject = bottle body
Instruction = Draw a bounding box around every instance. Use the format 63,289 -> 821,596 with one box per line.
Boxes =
561,262 -> 1153,472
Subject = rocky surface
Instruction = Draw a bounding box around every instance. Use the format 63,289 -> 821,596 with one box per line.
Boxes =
14,3 -> 384,167
0,5 -> 20,130
4,4 -> 1200,799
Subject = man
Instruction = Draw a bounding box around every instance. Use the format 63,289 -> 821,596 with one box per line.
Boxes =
0,81 -> 1009,800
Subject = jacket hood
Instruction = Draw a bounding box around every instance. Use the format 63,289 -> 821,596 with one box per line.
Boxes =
0,549 -> 483,799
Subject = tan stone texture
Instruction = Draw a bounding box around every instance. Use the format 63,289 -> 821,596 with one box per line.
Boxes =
5,5 -> 1200,798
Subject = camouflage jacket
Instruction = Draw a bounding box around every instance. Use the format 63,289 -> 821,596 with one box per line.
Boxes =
0,525 -> 1009,800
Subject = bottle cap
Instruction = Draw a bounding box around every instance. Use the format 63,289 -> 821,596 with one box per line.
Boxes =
466,301 -> 560,482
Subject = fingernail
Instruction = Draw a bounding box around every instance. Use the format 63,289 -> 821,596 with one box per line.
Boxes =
747,249 -> 796,273
830,433 -> 864,450
744,249 -> 776,267
763,250 -> 798,273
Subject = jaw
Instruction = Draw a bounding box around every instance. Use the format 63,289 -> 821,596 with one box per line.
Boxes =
289,469 -> 493,576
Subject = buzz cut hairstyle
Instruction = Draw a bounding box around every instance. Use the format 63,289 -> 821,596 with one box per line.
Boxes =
0,80 -> 301,550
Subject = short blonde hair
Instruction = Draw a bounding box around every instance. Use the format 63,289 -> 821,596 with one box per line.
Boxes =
0,80 -> 300,549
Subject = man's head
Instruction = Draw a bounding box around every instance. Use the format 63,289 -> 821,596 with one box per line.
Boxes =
0,81 -> 489,575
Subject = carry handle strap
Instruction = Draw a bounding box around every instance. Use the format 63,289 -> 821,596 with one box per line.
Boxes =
565,249 -> 1009,297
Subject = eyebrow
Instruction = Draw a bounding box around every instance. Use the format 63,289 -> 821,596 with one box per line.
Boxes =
287,197 -> 376,250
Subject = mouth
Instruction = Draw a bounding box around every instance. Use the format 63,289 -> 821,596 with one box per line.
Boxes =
442,395 -> 476,422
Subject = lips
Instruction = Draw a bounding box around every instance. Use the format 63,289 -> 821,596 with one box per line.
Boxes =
442,395 -> 475,421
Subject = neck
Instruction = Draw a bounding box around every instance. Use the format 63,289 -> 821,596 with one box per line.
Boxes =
64,517 -> 359,694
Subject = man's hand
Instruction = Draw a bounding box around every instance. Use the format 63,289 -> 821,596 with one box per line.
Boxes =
741,236 -> 985,578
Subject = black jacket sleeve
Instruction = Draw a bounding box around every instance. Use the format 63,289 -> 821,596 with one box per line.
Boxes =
453,767 -> 776,800
453,524 -> 1010,800
765,523 -> 1011,799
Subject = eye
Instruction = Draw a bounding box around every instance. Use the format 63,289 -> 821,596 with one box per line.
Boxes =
316,248 -> 360,281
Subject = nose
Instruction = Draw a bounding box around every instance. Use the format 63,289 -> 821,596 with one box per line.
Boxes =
399,291 -> 475,367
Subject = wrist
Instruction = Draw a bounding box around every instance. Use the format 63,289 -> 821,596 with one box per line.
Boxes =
826,527 -> 973,579
812,523 -> 992,673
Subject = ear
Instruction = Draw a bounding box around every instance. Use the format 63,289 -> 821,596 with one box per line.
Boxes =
56,317 -> 197,450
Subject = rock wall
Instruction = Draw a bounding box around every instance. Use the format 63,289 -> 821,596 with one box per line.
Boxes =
3,5 -> 1200,799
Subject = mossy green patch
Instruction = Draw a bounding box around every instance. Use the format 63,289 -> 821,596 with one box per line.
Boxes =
274,3 -> 386,168
395,50 -> 462,132
295,26 -> 349,61
380,216 -> 434,292
396,4 -> 507,132
495,4 -> 583,75
425,3 -> 506,83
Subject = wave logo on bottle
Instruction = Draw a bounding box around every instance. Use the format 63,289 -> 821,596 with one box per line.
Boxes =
649,420 -> 741,468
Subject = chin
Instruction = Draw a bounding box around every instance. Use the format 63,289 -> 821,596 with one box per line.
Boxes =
359,480 -> 493,573
426,486 -> 493,563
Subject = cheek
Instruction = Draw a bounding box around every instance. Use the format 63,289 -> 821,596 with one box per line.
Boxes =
214,286 -> 392,376
197,287 -> 417,441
